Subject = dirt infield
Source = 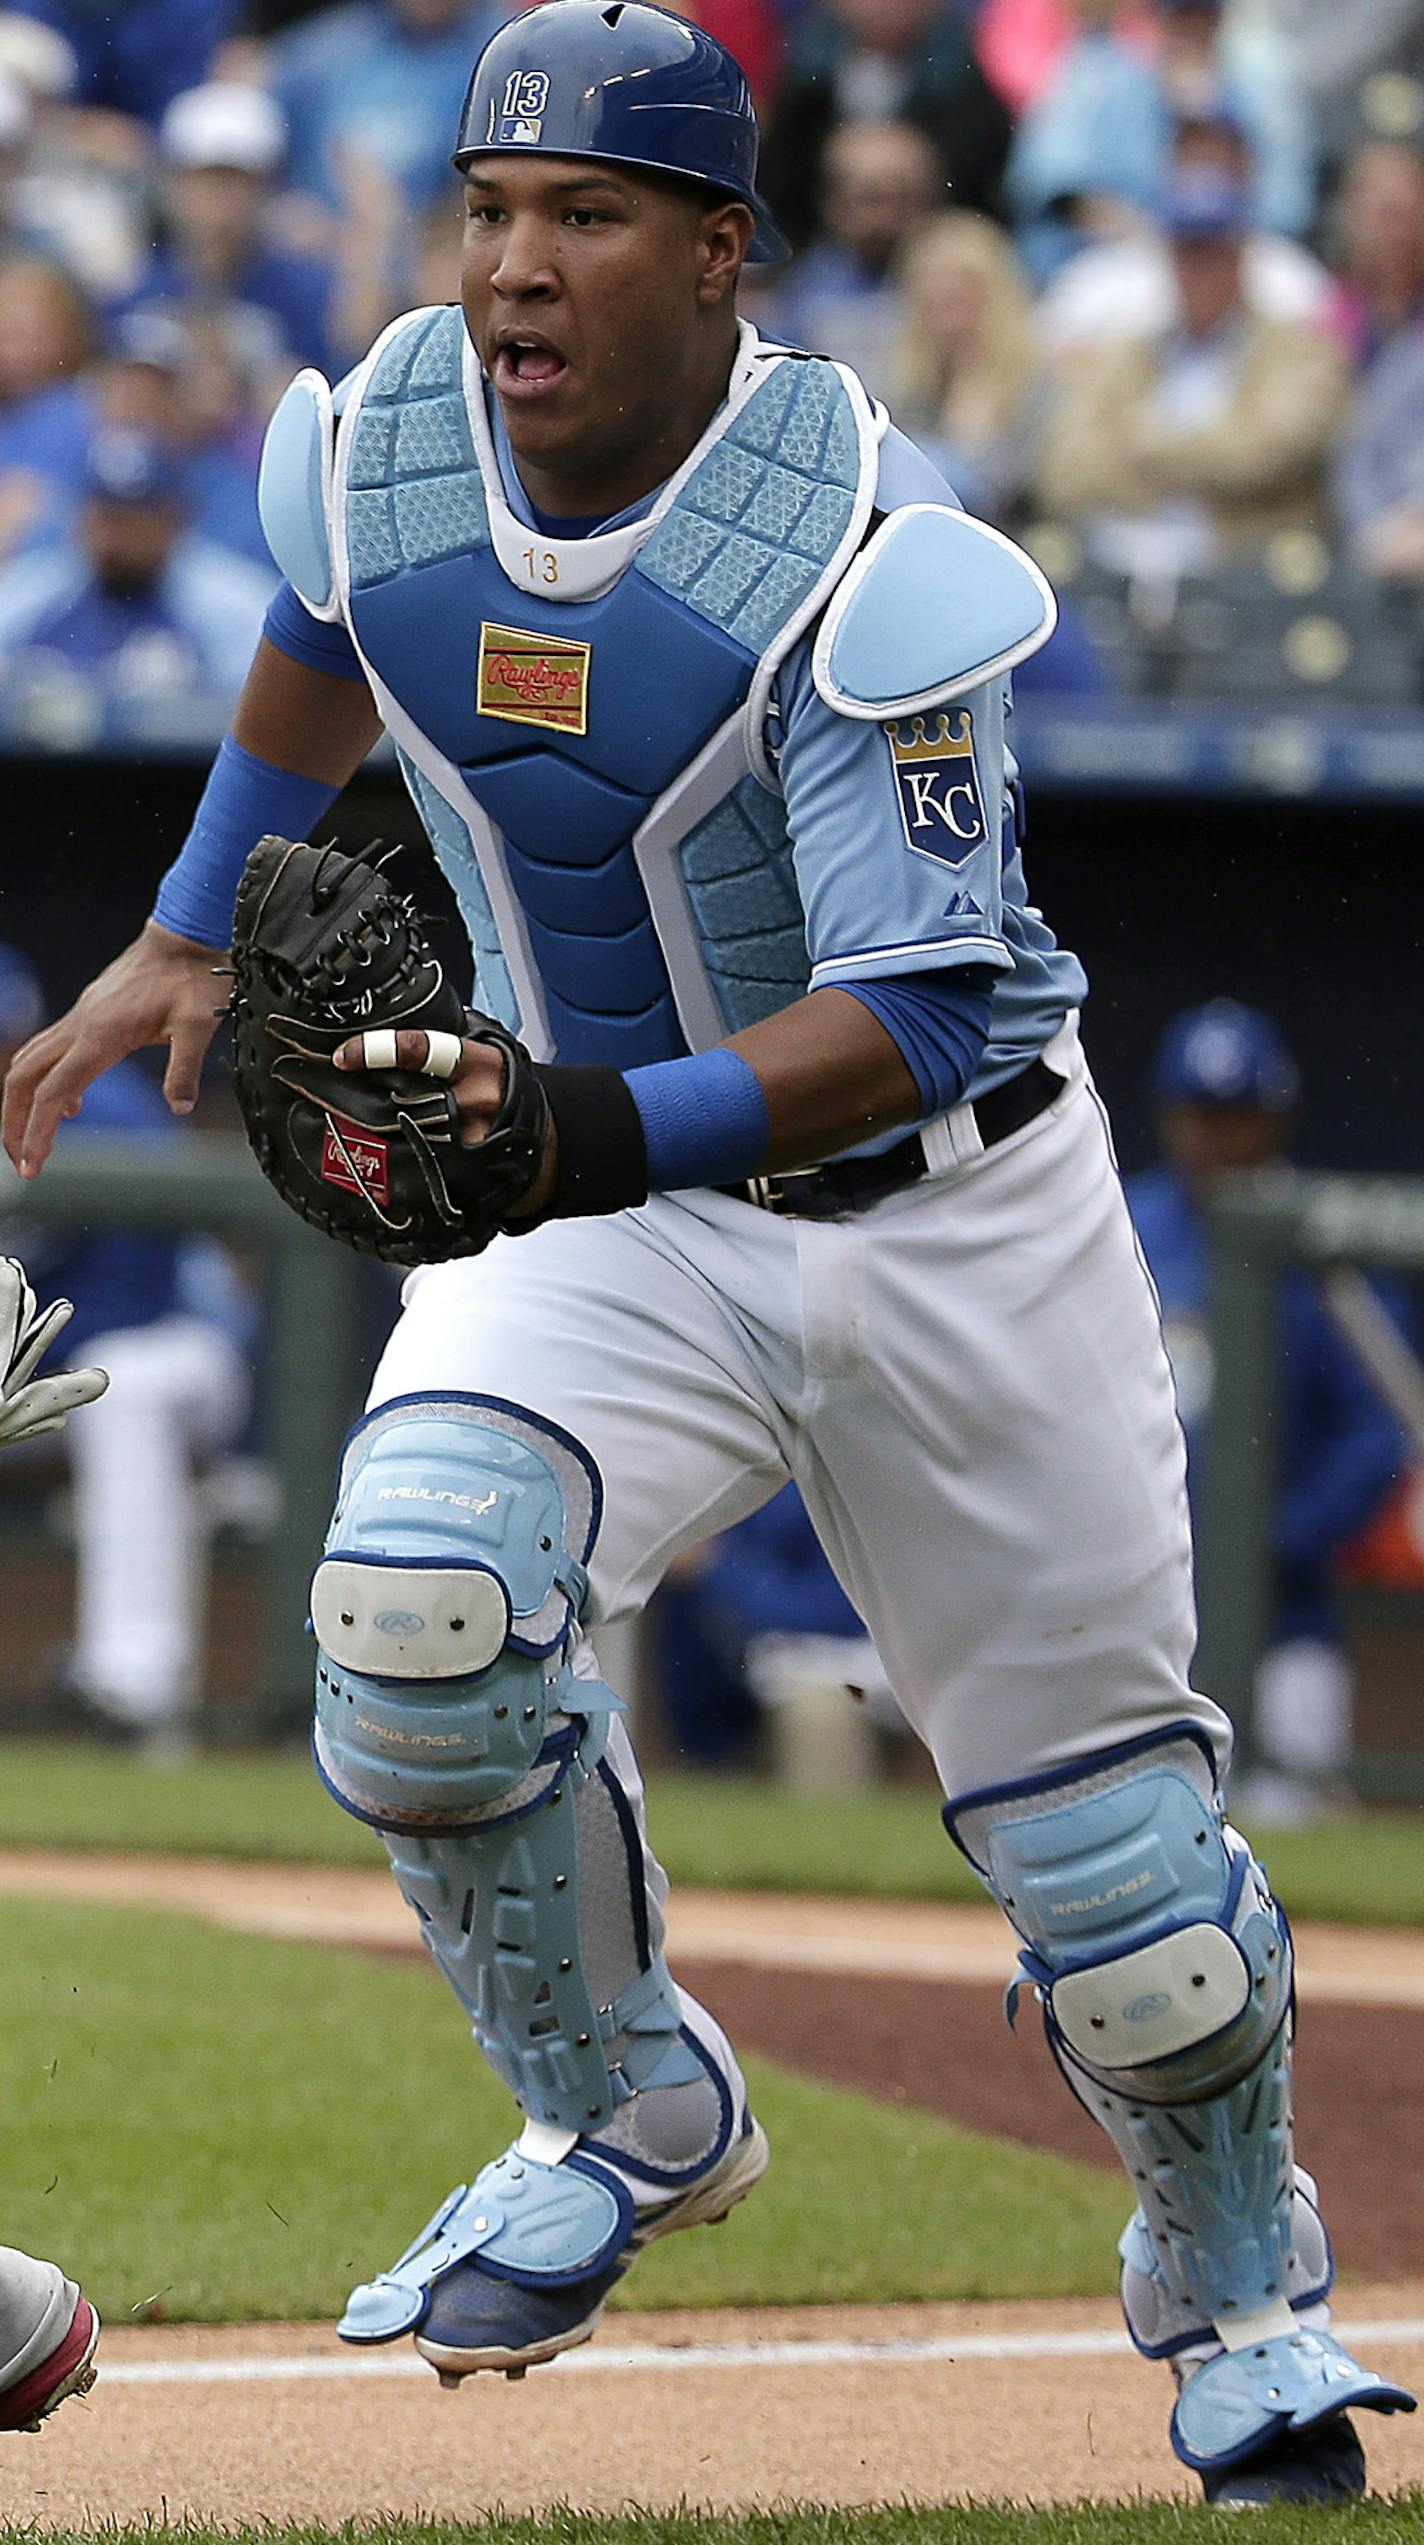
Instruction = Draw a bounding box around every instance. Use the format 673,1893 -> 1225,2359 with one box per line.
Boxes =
5,1850 -> 1424,2522
6,2296 -> 1424,2525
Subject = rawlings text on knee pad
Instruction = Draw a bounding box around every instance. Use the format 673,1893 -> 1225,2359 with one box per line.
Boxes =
311,1393 -> 608,1834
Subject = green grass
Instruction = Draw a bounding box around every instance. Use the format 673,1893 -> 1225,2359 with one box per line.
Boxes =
21,2509 -> 1424,2544
0,1742 -> 1421,1925
4,1896 -> 1124,2325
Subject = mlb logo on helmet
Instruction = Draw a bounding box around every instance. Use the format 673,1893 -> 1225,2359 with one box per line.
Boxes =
488,69 -> 551,147
887,711 -> 989,868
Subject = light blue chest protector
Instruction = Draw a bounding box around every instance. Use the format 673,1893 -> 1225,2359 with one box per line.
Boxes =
259,309 -> 1056,1072
301,307 -> 878,1066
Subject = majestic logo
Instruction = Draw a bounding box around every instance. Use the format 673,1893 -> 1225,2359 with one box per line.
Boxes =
487,68 -> 551,146
374,1610 -> 426,1636
886,711 -> 989,868
320,1116 -> 390,1206
478,621 -> 590,734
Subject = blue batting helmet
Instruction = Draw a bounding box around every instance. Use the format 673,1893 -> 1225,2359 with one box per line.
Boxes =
1152,1001 -> 1300,1111
453,1 -> 789,265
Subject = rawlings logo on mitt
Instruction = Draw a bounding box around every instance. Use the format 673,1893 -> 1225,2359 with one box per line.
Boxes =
229,836 -> 550,1265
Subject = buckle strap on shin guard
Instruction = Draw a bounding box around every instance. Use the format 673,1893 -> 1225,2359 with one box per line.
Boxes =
1119,2169 -> 1333,2360
338,2147 -> 636,2341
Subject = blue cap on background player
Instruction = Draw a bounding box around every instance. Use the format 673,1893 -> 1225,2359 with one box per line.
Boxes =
453,0 -> 790,265
1163,165 -> 1252,241
1152,1001 -> 1300,1111
83,426 -> 183,508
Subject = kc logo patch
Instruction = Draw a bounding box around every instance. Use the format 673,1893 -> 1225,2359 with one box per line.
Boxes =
477,622 -> 590,734
886,711 -> 989,868
487,68 -> 550,145
321,1117 -> 390,1208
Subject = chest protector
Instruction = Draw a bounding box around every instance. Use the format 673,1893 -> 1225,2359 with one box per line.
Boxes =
303,309 -> 880,1066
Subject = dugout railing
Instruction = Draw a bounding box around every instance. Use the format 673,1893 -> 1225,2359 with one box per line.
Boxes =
1200,1168 -> 1424,1797
10,1137 -> 365,1719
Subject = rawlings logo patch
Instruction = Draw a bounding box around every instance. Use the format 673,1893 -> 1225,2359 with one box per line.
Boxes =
477,621 -> 590,734
321,1118 -> 391,1207
887,711 -> 989,868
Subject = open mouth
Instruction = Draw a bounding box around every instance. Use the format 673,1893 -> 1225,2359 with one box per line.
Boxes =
493,339 -> 570,397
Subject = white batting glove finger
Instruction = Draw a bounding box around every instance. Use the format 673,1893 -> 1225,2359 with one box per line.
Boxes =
57,1363 -> 108,1413
0,1364 -> 109,1449
0,1256 -> 38,1378
5,1293 -> 74,1395
0,1407 -> 66,1446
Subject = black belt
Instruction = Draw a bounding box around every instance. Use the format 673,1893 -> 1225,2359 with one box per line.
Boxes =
719,1054 -> 1064,1221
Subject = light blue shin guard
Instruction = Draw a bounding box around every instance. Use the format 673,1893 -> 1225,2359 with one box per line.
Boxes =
946,1725 -> 1415,2471
313,1394 -> 733,2340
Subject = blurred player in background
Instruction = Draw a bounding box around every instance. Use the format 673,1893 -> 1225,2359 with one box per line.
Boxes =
0,945 -> 252,1748
3,1 -> 1415,2505
1130,999 -> 1408,1817
0,1252 -> 104,2427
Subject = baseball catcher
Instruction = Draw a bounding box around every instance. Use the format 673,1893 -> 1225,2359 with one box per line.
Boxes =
5,0 -> 1413,2503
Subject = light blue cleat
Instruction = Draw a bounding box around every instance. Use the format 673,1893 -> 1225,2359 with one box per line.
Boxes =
1173,2325 -> 1414,2483
341,2117 -> 769,2381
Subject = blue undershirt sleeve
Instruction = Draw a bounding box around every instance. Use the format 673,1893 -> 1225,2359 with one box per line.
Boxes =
152,735 -> 342,947
263,579 -> 366,680
621,965 -> 995,1195
839,967 -> 996,1117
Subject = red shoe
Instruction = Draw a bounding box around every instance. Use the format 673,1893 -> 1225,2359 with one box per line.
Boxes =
0,2295 -> 98,2433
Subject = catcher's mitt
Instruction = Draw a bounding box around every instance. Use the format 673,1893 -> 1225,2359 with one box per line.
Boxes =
229,836 -> 550,1264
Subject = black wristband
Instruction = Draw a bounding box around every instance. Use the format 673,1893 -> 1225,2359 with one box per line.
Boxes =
535,1065 -> 650,1219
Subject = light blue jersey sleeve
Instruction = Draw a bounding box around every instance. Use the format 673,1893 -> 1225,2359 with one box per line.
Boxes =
773,639 -> 1015,993
771,421 -> 1019,995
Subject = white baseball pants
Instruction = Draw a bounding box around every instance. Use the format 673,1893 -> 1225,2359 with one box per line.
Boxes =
370,1033 -> 1229,1799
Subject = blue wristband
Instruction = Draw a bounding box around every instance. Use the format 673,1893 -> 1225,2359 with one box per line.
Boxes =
625,1047 -> 770,1192
152,735 -> 341,948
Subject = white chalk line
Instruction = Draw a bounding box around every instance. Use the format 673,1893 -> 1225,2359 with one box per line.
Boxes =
96,2319 -> 1424,2388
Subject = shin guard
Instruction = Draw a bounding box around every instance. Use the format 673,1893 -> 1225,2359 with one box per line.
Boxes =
946,1726 -> 1414,2471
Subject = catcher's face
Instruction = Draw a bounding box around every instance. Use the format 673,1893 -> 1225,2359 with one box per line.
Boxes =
460,155 -> 751,505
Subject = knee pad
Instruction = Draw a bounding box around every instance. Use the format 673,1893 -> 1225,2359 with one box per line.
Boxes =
311,1392 -> 712,2145
945,1726 -> 1301,2340
311,1392 -> 609,1835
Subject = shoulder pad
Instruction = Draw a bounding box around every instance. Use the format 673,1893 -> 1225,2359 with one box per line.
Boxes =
812,504 -> 1057,720
258,367 -> 336,615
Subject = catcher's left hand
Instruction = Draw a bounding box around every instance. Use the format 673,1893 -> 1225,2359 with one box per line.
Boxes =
0,1258 -> 108,1448
229,836 -> 552,1265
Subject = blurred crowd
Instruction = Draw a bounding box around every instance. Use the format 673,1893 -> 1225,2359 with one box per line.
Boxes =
0,1 -> 1422,713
